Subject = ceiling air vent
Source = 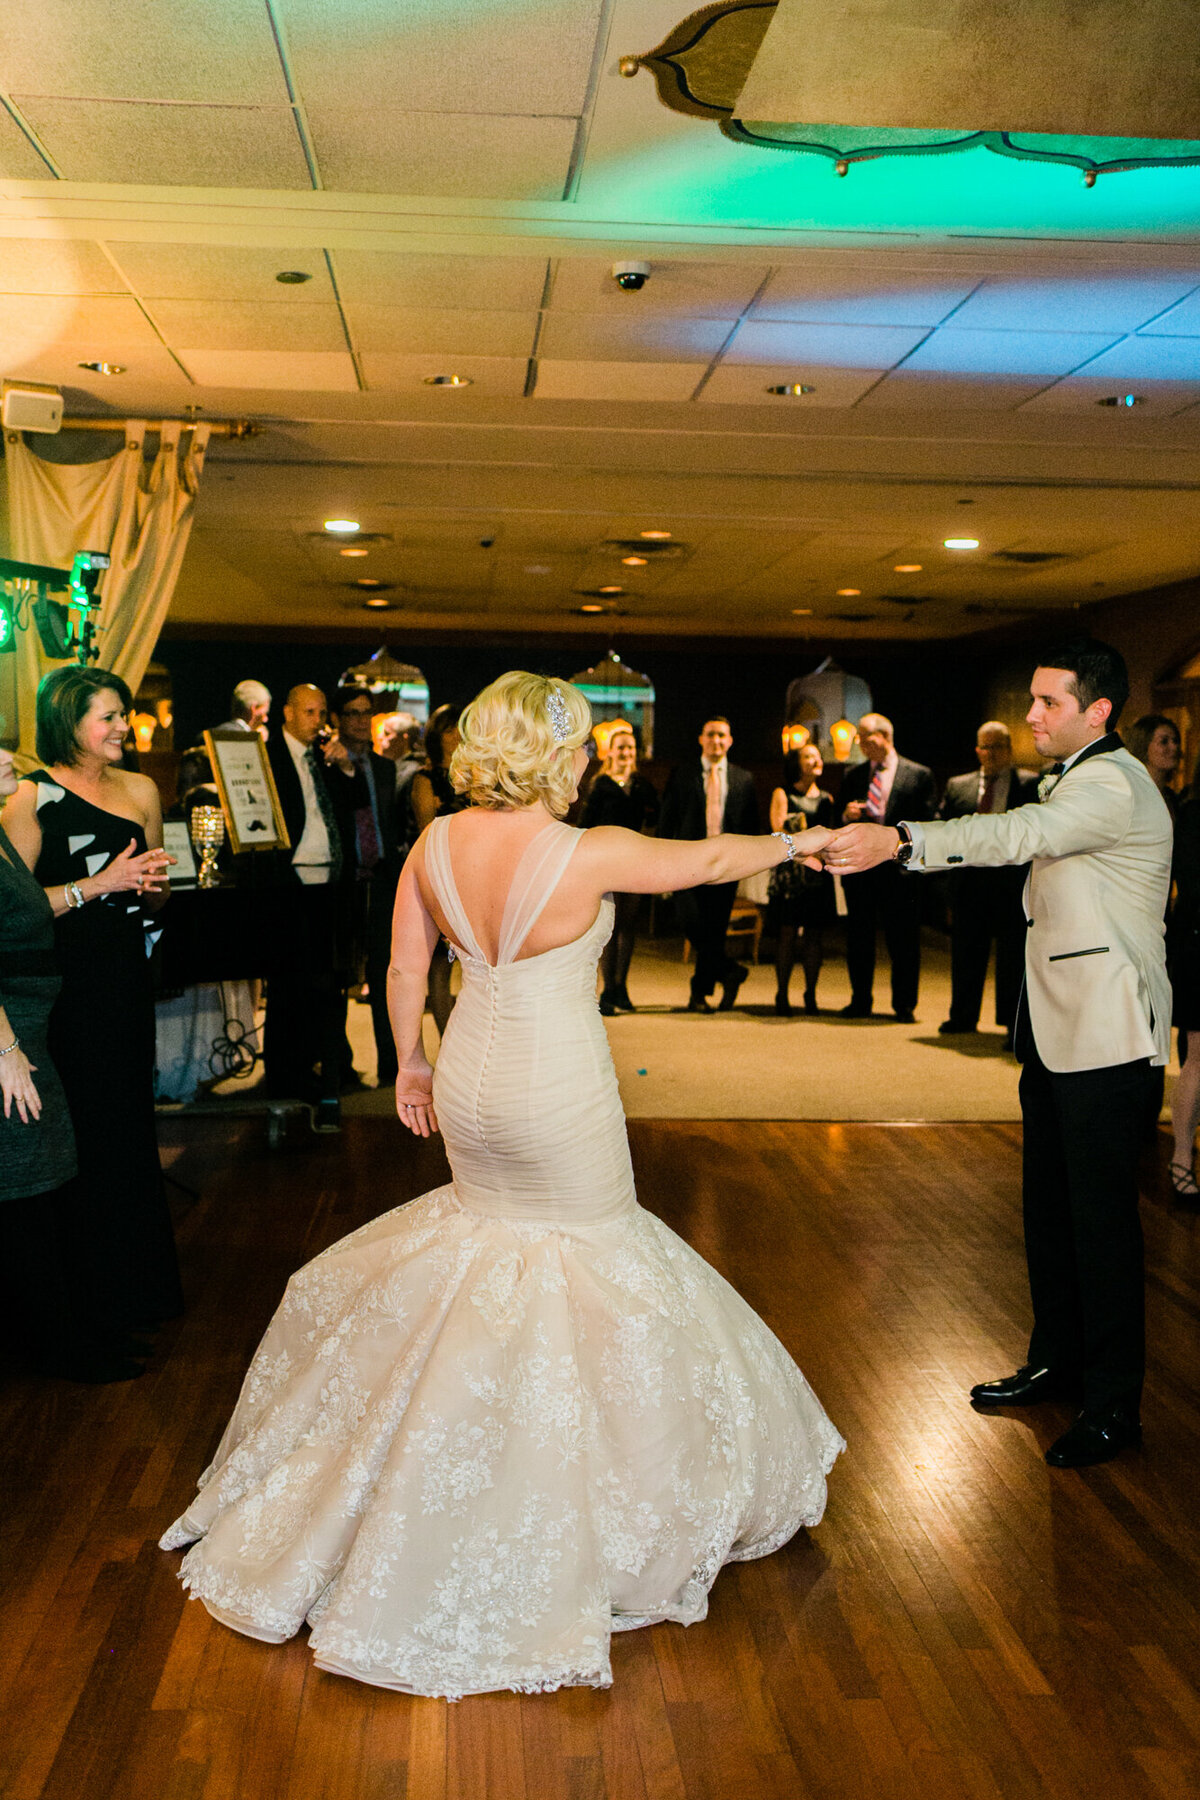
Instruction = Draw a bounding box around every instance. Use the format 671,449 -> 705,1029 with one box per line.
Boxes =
990,549 -> 1069,565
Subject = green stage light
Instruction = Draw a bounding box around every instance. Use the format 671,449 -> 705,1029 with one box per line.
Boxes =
0,593 -> 15,654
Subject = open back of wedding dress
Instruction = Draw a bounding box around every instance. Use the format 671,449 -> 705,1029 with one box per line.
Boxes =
161,815 -> 843,1698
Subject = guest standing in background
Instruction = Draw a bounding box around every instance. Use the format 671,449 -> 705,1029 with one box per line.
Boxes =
1167,792 -> 1200,1200
1126,714 -> 1183,818
581,722 -> 659,1014
331,684 -> 401,1088
659,716 -> 760,1012
2,669 -> 181,1365
768,743 -> 836,1015
214,678 -> 271,738
836,713 -> 936,1021
377,710 -> 424,865
937,722 -> 1040,1045
410,703 -> 467,1037
264,684 -> 356,1131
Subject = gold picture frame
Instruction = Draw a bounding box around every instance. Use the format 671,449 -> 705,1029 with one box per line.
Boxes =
203,728 -> 291,855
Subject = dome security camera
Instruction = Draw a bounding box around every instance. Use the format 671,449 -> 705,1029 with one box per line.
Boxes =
611,261 -> 651,292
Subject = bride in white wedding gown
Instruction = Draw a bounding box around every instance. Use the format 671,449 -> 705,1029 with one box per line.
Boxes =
161,672 -> 844,1698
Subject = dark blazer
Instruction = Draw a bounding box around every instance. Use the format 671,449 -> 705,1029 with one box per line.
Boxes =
267,732 -> 355,877
938,766 -> 1040,821
837,753 -> 936,826
341,748 -> 402,877
659,760 -> 759,841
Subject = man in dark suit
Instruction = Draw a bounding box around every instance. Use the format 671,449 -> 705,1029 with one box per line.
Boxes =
836,713 -> 936,1020
938,721 -> 1040,1044
659,716 -> 760,1011
263,683 -> 356,1129
331,684 -> 402,1088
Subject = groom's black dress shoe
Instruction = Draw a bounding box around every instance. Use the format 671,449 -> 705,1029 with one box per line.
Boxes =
1045,1408 -> 1141,1468
685,994 -> 714,1014
970,1364 -> 1080,1407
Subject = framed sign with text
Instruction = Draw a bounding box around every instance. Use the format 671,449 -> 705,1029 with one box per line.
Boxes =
203,728 -> 290,855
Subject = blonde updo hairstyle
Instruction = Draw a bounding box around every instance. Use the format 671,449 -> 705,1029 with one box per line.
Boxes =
450,671 -> 592,816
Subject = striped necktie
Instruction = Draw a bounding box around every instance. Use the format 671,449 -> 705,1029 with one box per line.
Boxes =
865,763 -> 886,820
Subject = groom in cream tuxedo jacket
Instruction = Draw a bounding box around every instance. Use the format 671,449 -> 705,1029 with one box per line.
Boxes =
823,640 -> 1172,1470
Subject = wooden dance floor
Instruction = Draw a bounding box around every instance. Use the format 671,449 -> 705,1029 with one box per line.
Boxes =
3,1116 -> 1200,1799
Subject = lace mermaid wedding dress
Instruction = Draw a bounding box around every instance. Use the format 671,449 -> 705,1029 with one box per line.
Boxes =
161,816 -> 843,1698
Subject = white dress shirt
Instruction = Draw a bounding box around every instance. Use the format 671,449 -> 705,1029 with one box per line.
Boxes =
283,728 -> 333,885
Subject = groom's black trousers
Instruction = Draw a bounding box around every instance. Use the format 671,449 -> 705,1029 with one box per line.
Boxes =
1018,1030 -> 1150,1415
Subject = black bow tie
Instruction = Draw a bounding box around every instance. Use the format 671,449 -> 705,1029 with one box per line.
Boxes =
1045,762 -> 1065,778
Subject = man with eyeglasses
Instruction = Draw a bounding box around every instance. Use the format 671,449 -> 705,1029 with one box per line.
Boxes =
331,685 -> 402,1088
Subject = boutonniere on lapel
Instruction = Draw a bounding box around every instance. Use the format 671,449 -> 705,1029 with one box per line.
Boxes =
1038,763 -> 1065,803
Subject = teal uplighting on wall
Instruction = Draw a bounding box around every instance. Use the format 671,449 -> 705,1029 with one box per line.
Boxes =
578,134 -> 1200,239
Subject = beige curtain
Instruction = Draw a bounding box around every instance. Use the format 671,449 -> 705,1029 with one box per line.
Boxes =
5,420 -> 210,761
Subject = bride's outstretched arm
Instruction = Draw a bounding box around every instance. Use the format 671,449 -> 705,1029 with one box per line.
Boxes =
387,855 -> 442,1136
579,823 -> 833,896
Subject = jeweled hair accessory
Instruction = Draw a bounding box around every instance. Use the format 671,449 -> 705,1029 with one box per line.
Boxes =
547,685 -> 571,743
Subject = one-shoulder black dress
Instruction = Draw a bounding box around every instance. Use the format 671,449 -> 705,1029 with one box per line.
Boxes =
25,771 -> 182,1334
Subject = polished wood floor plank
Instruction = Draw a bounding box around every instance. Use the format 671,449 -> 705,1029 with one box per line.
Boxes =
3,1115 -> 1200,1798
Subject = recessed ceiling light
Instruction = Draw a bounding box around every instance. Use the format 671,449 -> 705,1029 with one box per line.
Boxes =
423,373 -> 473,387
836,587 -> 861,597
363,597 -> 392,609
77,360 -> 125,374
598,585 -> 624,595
791,608 -> 814,616
340,546 -> 369,558
894,563 -> 923,573
766,383 -> 816,397
579,603 -> 605,613
355,578 -> 384,589
943,537 -> 980,550
275,270 -> 312,284
1097,393 -> 1144,408
324,518 -> 360,534
621,555 -> 648,566
639,529 -> 672,540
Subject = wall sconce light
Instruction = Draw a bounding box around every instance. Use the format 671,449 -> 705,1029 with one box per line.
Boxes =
155,699 -> 174,732
782,722 -> 812,754
829,718 -> 856,762
131,711 -> 158,753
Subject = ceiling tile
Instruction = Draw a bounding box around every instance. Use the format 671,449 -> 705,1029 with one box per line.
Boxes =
1019,376 -> 1200,415
854,371 -> 1048,409
0,107 -> 54,178
304,110 -> 576,199
1139,288 -> 1200,336
151,299 -> 346,352
277,0 -> 602,116
549,259 -> 770,317
0,343 -> 189,395
110,243 -> 334,302
698,364 -> 884,407
751,267 -> 979,326
898,326 -> 1117,377
178,349 -> 358,390
0,0 -> 288,101
0,239 -> 125,295
945,274 -> 1200,334
723,320 -> 928,367
361,353 -> 528,397
1076,336 -> 1200,380
345,307 -> 537,357
0,293 -> 161,354
534,362 -> 706,402
331,251 -> 548,310
12,98 -> 312,187
538,315 -> 731,364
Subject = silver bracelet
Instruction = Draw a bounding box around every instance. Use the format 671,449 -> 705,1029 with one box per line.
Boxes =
772,830 -> 796,862
65,880 -> 85,909
0,1036 -> 20,1056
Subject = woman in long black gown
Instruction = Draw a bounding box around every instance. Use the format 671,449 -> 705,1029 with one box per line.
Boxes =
3,667 -> 181,1355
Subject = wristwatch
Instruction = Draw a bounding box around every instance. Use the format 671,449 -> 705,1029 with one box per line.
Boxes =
892,823 -> 914,867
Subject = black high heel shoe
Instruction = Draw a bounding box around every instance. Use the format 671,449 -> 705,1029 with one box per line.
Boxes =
1170,1159 -> 1200,1203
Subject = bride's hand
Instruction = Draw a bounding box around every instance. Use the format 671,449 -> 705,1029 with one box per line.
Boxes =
396,1059 -> 438,1137
792,824 -> 834,870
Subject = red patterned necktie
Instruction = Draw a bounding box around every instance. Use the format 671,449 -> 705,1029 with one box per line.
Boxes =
865,764 -> 885,820
979,775 -> 998,814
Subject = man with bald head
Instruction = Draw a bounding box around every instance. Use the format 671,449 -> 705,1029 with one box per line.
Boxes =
836,713 -> 936,1020
264,682 -> 357,1128
938,722 -> 1040,1043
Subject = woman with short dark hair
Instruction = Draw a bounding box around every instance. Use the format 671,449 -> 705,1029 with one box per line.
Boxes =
2,666 -> 183,1367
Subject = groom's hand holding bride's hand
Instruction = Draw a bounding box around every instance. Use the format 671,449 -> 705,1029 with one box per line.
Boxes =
817,823 -> 902,874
